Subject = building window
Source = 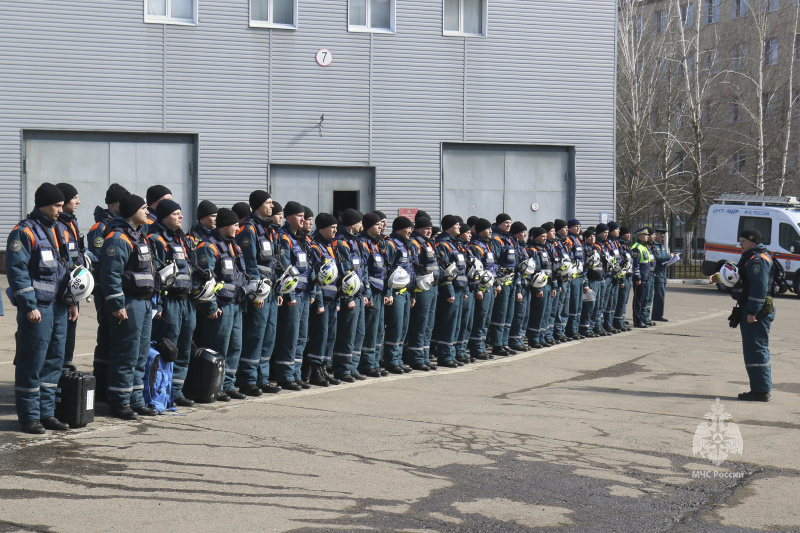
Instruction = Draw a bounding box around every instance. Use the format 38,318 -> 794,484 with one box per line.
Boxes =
635,15 -> 643,39
674,151 -> 686,175
705,0 -> 720,24
702,49 -> 719,74
762,0 -> 779,11
349,0 -> 395,33
653,10 -> 667,34
444,0 -> 487,37
730,43 -> 748,70
730,100 -> 742,123
702,99 -> 718,125
732,0 -> 750,18
250,0 -> 297,28
677,54 -> 695,79
681,3 -> 694,28
145,0 -> 196,25
675,105 -> 686,128
651,110 -> 661,131
763,91 -> 775,119
730,150 -> 746,175
701,150 -> 717,173
764,38 -> 779,65
793,89 -> 800,116
795,34 -> 800,60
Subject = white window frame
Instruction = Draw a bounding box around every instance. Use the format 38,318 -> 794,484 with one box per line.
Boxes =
250,0 -> 298,29
144,0 -> 198,26
348,0 -> 396,34
443,0 -> 488,38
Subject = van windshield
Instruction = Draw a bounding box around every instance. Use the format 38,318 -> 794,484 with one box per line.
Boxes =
738,216 -> 772,245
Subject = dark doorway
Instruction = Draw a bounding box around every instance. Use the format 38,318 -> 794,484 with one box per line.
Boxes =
333,190 -> 359,219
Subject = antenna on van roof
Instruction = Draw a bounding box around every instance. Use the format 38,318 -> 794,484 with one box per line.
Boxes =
715,193 -> 799,207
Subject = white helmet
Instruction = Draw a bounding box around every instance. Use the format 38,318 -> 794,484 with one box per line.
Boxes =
158,262 -> 178,289
192,279 -> 217,302
478,270 -> 495,289
586,250 -> 601,269
317,259 -> 339,286
341,271 -> 362,297
388,267 -> 411,289
559,259 -> 575,279
530,271 -> 548,288
416,272 -> 434,291
442,262 -> 458,282
246,278 -> 272,302
518,257 -> 537,276
276,266 -> 300,294
64,266 -> 94,303
467,258 -> 484,282
719,262 -> 740,288
82,252 -> 94,272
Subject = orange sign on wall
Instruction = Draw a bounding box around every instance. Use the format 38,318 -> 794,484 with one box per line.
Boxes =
398,208 -> 418,219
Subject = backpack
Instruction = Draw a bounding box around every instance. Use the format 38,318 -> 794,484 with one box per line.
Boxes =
768,253 -> 786,297
143,338 -> 178,413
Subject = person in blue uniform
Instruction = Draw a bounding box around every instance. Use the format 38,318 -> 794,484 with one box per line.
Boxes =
235,190 -> 282,395
468,218 -> 499,359
147,199 -> 197,407
564,219 -> 586,340
552,219 -> 572,343
274,201 -> 312,390
454,219 -> 475,364
55,183 -> 87,371
602,222 -> 624,334
142,185 -> 172,235
580,228 -> 603,337
542,222 -> 560,344
7,183 -> 78,434
357,213 -> 389,378
195,208 -> 248,401
630,228 -> 652,328
188,200 -> 218,248
99,194 -> 157,419
406,217 -> 439,371
710,229 -> 776,402
489,214 -> 518,355
432,215 -> 469,367
642,228 -> 657,326
232,202 -> 251,226
651,228 -> 673,322
508,221 -> 531,352
383,216 -> 415,374
592,223 -> 613,336
527,226 -> 556,348
87,183 -> 128,401
305,213 -> 343,387
613,227 -> 634,332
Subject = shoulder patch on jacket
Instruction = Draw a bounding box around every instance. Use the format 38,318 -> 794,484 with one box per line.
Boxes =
9,239 -> 21,252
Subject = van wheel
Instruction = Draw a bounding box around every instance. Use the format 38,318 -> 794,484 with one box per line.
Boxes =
716,283 -> 731,293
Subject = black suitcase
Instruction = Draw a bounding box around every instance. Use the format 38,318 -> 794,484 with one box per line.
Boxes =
55,370 -> 96,428
184,347 -> 224,403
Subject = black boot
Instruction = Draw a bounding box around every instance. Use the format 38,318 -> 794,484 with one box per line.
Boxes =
309,364 -> 330,387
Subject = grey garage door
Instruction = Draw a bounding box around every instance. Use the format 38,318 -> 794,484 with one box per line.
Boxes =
270,165 -> 374,219
442,144 -> 574,226
23,131 -> 196,234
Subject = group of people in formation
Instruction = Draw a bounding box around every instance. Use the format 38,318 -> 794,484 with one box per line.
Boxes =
6,182 -> 674,434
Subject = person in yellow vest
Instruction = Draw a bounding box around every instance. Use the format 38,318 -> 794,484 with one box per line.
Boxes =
630,228 -> 652,328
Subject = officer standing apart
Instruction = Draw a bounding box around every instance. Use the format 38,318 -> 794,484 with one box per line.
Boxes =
147,199 -> 197,407
100,194 -> 157,419
710,229 -> 775,402
651,228 -> 674,322
55,183 -> 87,371
630,228 -> 652,328
195,208 -> 248,401
7,183 -> 78,434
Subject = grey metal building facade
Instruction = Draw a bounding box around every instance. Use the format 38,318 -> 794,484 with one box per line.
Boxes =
0,0 -> 616,245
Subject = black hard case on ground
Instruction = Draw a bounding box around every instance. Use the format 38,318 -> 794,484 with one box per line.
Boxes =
55,370 -> 96,428
184,347 -> 224,403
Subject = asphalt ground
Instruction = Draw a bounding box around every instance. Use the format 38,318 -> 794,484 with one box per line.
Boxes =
1,282 -> 799,532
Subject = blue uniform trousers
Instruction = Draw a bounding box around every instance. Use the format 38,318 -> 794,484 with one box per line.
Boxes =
592,278 -> 611,332
201,302 -> 242,393
540,286 -> 556,344
632,278 -> 649,326
359,291 -> 384,373
15,302 -> 68,423
604,278 -> 619,328
108,297 -> 152,408
383,290 -> 411,367
433,286 -> 466,363
652,279 -> 667,319
566,277 -> 584,336
405,287 -> 437,366
257,294 -> 279,387
307,302 -> 337,366
488,283 -> 512,347
545,285 -> 560,340
236,297 -> 270,388
92,292 -> 110,399
352,297 -> 366,374
333,297 -> 364,378
153,297 -> 195,399
293,292 -> 311,382
468,288 -> 495,355
509,286 -> 531,350
457,290 -> 475,359
554,281 -> 570,337
643,277 -> 655,322
422,286 -> 438,364
526,287 -> 548,345
740,307 -> 775,392
613,275 -> 632,329
274,295 -> 300,384
64,302 -> 78,367
580,279 -> 601,333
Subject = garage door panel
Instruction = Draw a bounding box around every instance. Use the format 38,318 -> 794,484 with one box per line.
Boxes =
443,189 -> 504,221
271,166 -> 374,218
443,149 -> 505,191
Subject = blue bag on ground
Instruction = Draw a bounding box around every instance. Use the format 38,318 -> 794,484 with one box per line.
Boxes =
144,338 -> 178,413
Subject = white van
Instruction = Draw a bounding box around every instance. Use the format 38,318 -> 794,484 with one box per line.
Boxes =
703,194 -> 800,294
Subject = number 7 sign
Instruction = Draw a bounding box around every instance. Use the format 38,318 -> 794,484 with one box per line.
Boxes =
316,49 -> 333,67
